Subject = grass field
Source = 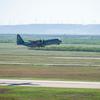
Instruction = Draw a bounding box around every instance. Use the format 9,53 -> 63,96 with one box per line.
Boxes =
0,43 -> 100,81
0,86 -> 100,100
31,44 -> 100,52
0,35 -> 100,100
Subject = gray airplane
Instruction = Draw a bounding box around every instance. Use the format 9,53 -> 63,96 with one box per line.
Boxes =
17,34 -> 62,47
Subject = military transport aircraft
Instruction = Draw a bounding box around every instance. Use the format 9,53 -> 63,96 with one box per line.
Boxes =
17,34 -> 62,47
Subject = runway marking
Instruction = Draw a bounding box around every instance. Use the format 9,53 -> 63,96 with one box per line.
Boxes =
0,79 -> 100,89
51,56 -> 100,59
36,63 -> 100,66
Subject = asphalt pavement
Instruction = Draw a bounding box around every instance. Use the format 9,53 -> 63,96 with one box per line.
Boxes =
0,79 -> 100,89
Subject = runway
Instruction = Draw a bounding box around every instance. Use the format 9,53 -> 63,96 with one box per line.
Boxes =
0,79 -> 100,89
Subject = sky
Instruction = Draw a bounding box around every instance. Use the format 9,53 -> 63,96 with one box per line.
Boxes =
0,0 -> 100,25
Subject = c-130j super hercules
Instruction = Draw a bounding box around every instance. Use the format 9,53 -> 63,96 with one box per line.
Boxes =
17,34 -> 62,47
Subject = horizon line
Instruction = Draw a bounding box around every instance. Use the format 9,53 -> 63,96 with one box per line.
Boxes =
0,23 -> 100,26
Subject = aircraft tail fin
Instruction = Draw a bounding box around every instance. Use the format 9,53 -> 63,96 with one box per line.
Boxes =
17,34 -> 25,45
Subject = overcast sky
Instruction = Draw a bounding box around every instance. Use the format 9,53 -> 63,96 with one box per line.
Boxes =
0,0 -> 100,25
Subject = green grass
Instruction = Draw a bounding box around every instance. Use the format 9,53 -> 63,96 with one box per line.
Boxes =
0,65 -> 100,81
0,86 -> 100,100
30,44 -> 100,52
0,43 -> 100,81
